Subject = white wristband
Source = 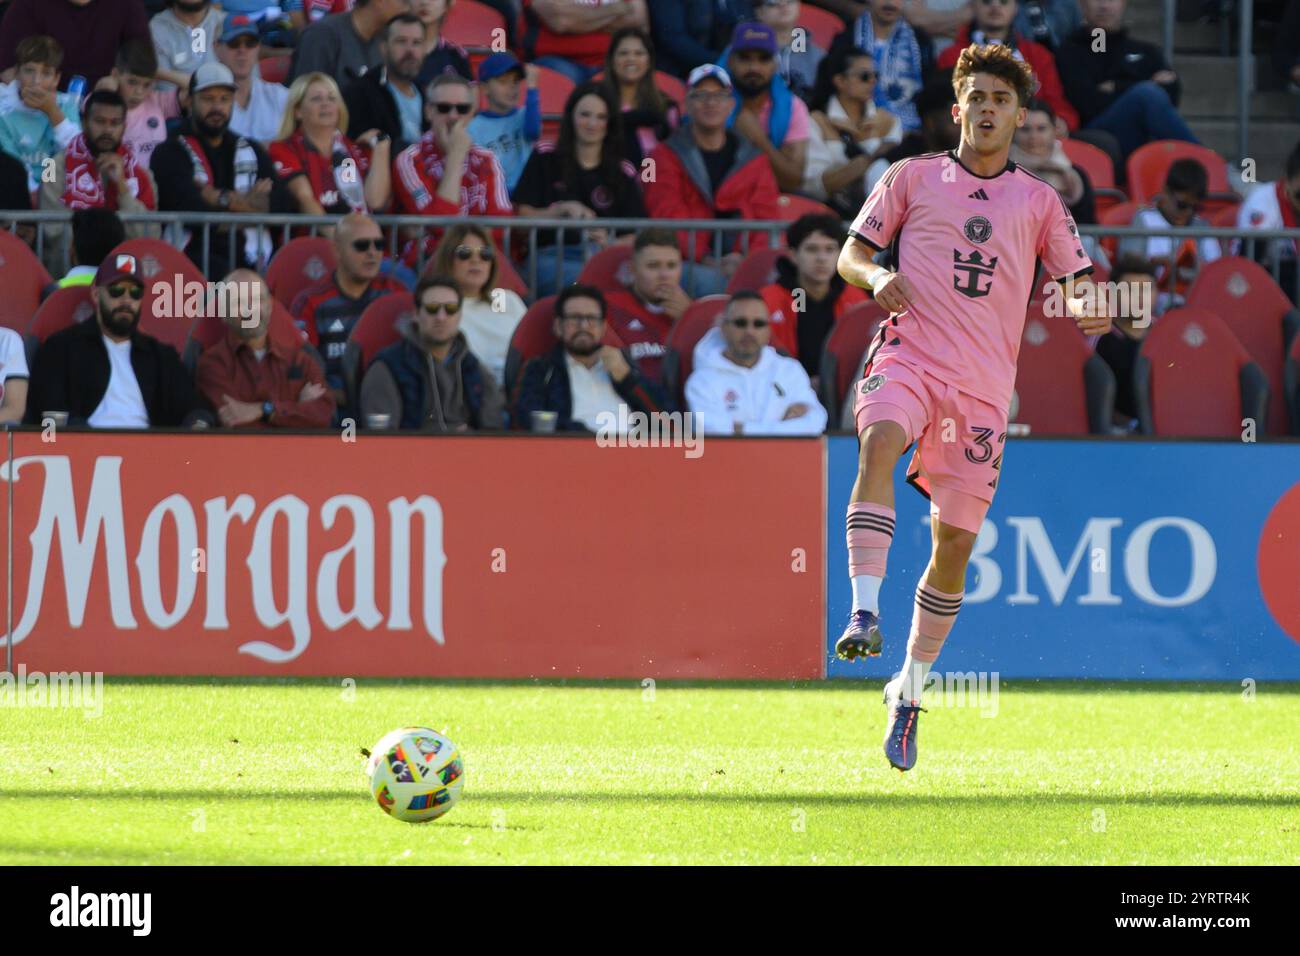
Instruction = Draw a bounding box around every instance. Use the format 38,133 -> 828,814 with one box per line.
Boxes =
869,271 -> 893,294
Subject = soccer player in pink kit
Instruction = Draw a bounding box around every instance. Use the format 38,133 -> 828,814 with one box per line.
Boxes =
836,44 -> 1112,772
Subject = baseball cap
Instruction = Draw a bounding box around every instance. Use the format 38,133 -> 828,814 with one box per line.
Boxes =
686,64 -> 733,91
730,22 -> 777,56
220,13 -> 260,43
478,52 -> 524,83
95,253 -> 144,288
189,61 -> 237,95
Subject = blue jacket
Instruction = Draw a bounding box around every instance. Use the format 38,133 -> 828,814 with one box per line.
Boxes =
367,330 -> 506,431
650,0 -> 754,78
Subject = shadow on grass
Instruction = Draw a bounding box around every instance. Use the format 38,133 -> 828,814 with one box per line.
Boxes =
1,787 -> 1295,808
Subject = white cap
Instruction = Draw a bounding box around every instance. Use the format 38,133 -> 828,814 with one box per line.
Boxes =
189,62 -> 236,94
686,64 -> 732,90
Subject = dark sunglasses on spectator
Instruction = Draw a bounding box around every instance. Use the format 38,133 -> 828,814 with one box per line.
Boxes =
729,318 -> 769,329
351,238 -> 384,252
559,314 -> 602,325
978,0 -> 1012,5
434,102 -> 473,115
107,283 -> 143,300
422,302 -> 459,316
226,36 -> 260,49
455,245 -> 494,262
1168,196 -> 1201,213
851,70 -> 877,82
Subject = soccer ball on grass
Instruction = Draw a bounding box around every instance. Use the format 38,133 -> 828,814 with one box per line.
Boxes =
365,727 -> 464,823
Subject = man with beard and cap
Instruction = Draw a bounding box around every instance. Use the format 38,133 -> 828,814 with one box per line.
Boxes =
40,90 -> 159,273
150,62 -> 285,278
359,273 -> 506,432
196,270 -> 336,429
343,13 -> 428,154
513,283 -> 671,432
723,21 -> 810,193
25,252 -> 200,428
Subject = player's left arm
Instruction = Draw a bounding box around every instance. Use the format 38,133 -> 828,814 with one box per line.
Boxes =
1058,274 -> 1112,336
1040,192 -> 1112,336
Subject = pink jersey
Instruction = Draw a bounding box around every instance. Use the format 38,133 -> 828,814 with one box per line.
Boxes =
848,149 -> 1092,411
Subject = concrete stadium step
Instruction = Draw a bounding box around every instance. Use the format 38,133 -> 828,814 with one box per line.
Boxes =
1177,54 -> 1296,117
1190,117 -> 1299,173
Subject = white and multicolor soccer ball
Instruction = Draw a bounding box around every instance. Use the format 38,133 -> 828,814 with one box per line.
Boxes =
365,727 -> 464,823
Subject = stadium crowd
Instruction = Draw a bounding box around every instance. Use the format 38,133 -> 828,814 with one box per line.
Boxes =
0,0 -> 1296,437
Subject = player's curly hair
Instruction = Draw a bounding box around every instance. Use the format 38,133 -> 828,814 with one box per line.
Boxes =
951,44 -> 1035,106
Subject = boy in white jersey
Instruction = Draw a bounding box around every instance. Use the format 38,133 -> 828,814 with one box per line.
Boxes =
835,44 -> 1112,772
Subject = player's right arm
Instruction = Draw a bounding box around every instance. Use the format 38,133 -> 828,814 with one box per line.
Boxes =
838,157 -> 916,315
838,237 -> 916,314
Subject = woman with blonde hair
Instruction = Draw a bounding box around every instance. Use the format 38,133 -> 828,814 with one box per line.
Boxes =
269,72 -> 392,217
428,223 -> 527,390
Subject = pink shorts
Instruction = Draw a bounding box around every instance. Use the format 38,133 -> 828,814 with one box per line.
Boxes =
853,354 -> 1008,534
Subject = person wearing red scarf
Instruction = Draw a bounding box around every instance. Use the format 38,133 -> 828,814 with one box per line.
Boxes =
38,89 -> 157,272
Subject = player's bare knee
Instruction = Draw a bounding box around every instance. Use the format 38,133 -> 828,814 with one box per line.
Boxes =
857,422 -> 907,475
934,524 -> 977,568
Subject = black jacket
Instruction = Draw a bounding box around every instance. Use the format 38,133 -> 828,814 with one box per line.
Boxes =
25,316 -> 199,426
513,344 -> 672,431
343,66 -> 426,155
1056,26 -> 1181,126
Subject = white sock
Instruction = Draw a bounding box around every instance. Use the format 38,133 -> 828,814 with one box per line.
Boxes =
899,655 -> 932,704
851,575 -> 883,614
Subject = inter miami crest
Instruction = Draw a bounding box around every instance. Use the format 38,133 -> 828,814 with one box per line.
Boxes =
861,373 -> 886,394
963,215 -> 992,244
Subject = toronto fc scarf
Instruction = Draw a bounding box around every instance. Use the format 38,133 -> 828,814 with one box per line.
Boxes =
62,133 -> 154,210
853,14 -> 925,131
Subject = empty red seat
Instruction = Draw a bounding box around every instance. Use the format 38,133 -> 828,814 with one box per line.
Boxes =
576,244 -> 633,291
1185,256 -> 1299,434
774,193 -> 838,222
267,236 -> 336,308
726,247 -> 791,294
0,231 -> 54,333
442,0 -> 506,49
1134,306 -> 1269,435
1060,137 -> 1126,215
1013,300 -> 1115,434
25,285 -> 94,369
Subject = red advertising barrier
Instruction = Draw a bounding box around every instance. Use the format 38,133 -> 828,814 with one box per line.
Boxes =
0,433 -> 824,679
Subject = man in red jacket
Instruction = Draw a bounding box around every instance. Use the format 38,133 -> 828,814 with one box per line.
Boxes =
604,227 -> 695,383
644,63 -> 783,297
392,73 -> 512,265
937,0 -> 1079,134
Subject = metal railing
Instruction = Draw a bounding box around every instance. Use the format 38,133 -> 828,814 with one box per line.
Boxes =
5,210 -> 1299,301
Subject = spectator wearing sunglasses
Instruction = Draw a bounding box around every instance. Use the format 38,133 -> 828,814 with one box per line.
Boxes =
290,212 -> 408,408
512,81 -> 646,297
428,223 -> 527,390
196,270 -> 336,429
216,14 -> 289,145
360,273 -> 507,432
271,72 -> 392,221
513,283 -> 672,432
685,289 -> 826,435
1117,158 -> 1220,305
803,42 -> 901,216
392,73 -> 514,266
25,252 -> 201,428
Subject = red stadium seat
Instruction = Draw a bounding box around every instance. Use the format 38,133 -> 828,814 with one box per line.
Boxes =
1286,331 -> 1300,436
443,0 -> 506,50
494,253 -> 530,299
1125,140 -> 1236,206
798,4 -> 845,50
1060,137 -> 1126,215
259,55 -> 291,85
819,299 -> 887,415
341,292 -> 416,412
109,238 -> 206,350
502,295 -> 625,404
25,285 -> 94,368
534,65 -> 575,141
1134,306 -> 1269,435
727,247 -> 791,294
1186,256 -> 1300,434
1013,300 -> 1115,434
267,236 -> 336,308
1097,201 -> 1138,262
0,231 -> 53,333
576,244 -> 633,291
663,294 -> 728,405
774,193 -> 839,222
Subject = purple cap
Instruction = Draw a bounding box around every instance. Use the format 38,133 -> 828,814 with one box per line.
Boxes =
730,22 -> 778,56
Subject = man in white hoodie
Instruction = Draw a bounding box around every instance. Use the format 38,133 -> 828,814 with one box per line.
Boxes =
686,290 -> 827,436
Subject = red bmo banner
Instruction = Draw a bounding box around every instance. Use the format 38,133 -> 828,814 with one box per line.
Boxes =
0,433 -> 824,679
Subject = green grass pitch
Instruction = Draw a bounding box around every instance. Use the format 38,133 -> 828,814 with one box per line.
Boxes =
1,678 -> 1297,865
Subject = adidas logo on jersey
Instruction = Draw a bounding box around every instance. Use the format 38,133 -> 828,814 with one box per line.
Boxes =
968,188 -> 989,200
